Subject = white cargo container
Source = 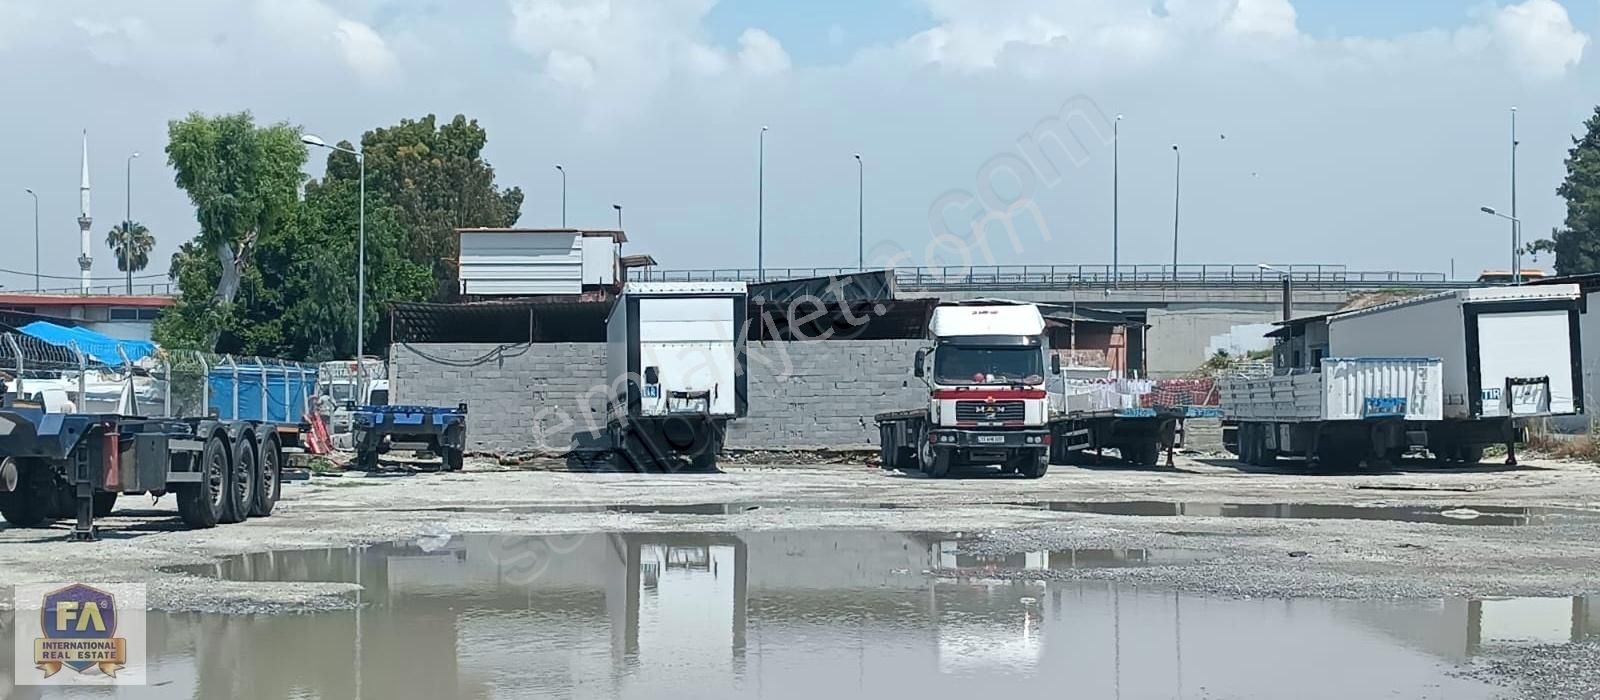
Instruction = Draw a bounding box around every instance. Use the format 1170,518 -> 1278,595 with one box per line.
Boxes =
1223,284 -> 1584,470
605,282 -> 748,472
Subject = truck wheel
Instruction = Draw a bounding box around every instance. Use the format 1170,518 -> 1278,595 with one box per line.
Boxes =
93,493 -> 118,518
220,435 -> 257,524
1017,451 -> 1049,479
177,434 -> 229,529
250,437 -> 281,518
0,458 -> 57,528
919,441 -> 952,479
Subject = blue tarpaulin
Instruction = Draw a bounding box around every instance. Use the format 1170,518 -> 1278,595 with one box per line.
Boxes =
18,321 -> 159,365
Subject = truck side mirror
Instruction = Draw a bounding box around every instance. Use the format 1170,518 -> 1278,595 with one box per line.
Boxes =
644,366 -> 659,384
1052,354 -> 1062,375
913,349 -> 926,378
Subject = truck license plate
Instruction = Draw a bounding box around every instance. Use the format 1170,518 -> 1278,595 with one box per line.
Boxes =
977,435 -> 1005,444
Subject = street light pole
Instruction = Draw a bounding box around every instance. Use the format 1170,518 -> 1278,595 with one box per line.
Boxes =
23,189 -> 39,291
1479,206 -> 1522,285
1258,264 -> 1292,321
1171,144 -> 1181,283
125,151 -> 140,294
1113,115 -> 1122,287
302,134 -> 366,358
1510,107 -> 1520,286
555,164 -> 567,227
758,126 -> 768,282
613,204 -> 623,230
854,153 -> 863,271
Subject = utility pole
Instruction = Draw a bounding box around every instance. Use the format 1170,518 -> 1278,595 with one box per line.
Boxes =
24,188 -> 39,291
1171,144 -> 1181,284
556,164 -> 567,228
758,126 -> 768,282
1510,106 -> 1520,285
125,151 -> 140,294
854,153 -> 863,271
1113,115 -> 1122,287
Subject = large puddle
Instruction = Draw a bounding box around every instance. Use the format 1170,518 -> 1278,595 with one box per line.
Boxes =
1030,501 -> 1600,526
348,500 -> 1600,527
9,530 -> 1597,699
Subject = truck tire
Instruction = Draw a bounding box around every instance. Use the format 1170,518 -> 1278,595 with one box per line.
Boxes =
1016,451 -> 1049,479
220,435 -> 258,524
93,493 -> 119,518
0,458 -> 57,528
919,441 -> 952,479
177,434 -> 229,529
250,437 -> 281,518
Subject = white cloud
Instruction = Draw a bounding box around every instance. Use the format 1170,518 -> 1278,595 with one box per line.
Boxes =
334,19 -> 401,85
252,0 -> 401,86
1489,0 -> 1588,79
897,0 -> 1586,81
72,16 -> 149,65
507,0 -> 790,105
737,28 -> 790,75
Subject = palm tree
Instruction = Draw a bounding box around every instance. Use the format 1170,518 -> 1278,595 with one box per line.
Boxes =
105,220 -> 155,294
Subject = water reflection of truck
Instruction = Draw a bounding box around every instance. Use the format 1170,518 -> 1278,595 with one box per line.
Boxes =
875,301 -> 1175,478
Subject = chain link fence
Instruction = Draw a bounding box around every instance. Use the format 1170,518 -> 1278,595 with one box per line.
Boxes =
0,331 -> 317,423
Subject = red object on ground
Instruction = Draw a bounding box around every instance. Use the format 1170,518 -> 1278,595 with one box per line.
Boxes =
306,412 -> 332,455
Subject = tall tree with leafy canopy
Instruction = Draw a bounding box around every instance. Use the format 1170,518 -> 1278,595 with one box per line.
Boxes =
1528,105 -> 1600,275
156,112 -> 306,350
328,114 -> 524,299
105,220 -> 155,293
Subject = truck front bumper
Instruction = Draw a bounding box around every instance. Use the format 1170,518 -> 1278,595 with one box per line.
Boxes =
928,429 -> 1050,449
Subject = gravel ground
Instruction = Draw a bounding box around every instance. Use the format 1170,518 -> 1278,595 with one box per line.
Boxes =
3,453 -> 1599,694
1461,642 -> 1600,700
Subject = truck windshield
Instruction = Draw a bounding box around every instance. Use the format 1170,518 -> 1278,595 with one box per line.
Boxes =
934,346 -> 1044,385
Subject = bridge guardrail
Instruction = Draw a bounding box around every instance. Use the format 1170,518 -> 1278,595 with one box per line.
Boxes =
629,264 -> 1468,290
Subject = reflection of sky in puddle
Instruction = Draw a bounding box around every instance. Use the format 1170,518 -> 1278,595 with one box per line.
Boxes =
11,531 -> 1595,699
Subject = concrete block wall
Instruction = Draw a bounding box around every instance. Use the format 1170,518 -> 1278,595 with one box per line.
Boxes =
390,340 -> 927,453
732,340 -> 925,450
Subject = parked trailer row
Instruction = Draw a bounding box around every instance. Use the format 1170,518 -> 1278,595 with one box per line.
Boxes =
0,397 -> 300,541
1221,285 -> 1585,469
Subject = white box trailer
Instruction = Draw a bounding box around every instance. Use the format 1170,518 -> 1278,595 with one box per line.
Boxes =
1223,284 -> 1584,469
1328,285 -> 1583,419
605,282 -> 748,472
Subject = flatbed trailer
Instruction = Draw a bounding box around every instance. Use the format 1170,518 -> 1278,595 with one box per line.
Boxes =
352,403 -> 468,471
0,397 -> 301,541
875,407 -> 1179,476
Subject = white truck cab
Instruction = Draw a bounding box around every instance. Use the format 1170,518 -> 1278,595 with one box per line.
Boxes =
901,301 -> 1060,477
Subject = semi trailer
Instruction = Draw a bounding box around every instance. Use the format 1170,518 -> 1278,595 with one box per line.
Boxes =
875,301 -> 1176,478
0,392 -> 301,541
605,282 -> 749,473
1221,284 -> 1584,468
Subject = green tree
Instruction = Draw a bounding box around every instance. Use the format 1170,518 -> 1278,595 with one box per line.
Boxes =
157,112 -> 306,350
1528,105 -> 1600,274
104,220 -> 155,293
329,114 -> 524,300
266,174 -> 433,360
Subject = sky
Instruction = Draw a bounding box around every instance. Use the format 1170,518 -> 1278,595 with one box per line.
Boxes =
0,0 -> 1596,291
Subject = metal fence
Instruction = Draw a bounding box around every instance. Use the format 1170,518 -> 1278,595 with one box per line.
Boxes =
0,331 -> 316,422
32,283 -> 177,296
630,264 -> 1471,290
